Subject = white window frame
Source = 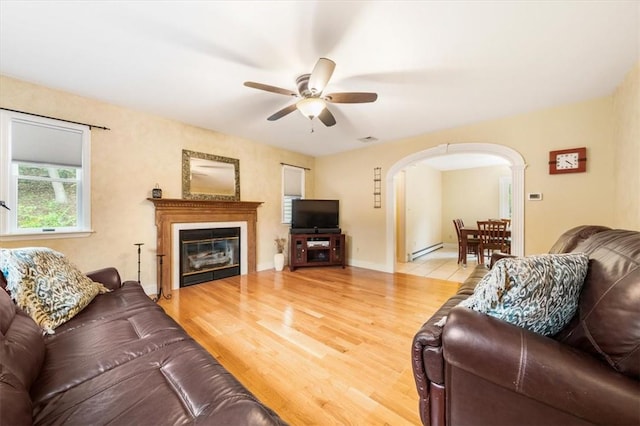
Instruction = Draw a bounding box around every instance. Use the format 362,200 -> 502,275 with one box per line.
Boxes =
282,165 -> 305,224
0,110 -> 92,240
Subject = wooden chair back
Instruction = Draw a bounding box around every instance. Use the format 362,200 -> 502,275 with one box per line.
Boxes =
454,218 -> 479,264
476,220 -> 510,264
453,219 -> 463,263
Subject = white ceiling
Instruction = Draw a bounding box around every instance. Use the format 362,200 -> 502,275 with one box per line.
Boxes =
1,1 -> 638,157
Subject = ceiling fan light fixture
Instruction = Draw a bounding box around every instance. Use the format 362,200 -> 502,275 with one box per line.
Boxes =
296,97 -> 326,119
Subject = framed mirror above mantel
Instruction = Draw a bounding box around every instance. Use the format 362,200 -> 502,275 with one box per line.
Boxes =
182,150 -> 240,201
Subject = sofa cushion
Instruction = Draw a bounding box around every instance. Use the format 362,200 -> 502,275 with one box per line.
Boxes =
32,340 -> 286,425
30,280 -> 286,426
0,247 -> 109,334
0,286 -> 16,335
458,253 -> 589,336
0,288 -> 45,389
555,229 -> 640,380
0,364 -> 33,426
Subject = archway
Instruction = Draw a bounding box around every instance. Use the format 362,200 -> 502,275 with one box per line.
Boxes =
385,143 -> 526,272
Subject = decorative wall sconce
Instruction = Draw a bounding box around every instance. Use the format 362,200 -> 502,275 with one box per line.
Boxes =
373,167 -> 381,208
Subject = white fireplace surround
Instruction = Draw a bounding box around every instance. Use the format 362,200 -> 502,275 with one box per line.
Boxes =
172,221 -> 248,290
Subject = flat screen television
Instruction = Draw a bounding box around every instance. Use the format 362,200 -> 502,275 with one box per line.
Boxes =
291,199 -> 340,233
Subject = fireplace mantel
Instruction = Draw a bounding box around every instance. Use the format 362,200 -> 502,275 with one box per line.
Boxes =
148,198 -> 262,297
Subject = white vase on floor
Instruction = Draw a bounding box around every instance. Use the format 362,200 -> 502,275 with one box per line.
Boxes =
274,253 -> 285,271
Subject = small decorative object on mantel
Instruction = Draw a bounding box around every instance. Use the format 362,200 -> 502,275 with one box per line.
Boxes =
373,167 -> 382,208
548,147 -> 587,174
152,184 -> 162,199
274,237 -> 286,272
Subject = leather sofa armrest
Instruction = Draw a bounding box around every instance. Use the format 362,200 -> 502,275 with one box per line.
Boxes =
412,294 -> 470,426
488,251 -> 515,268
85,267 -> 122,291
412,264 -> 489,387
412,295 -> 469,386
443,307 -> 640,425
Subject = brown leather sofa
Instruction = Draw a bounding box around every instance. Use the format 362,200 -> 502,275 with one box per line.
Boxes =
412,225 -> 640,426
1,267 -> 287,425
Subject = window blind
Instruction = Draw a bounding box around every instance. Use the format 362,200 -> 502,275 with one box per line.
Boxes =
283,167 -> 303,197
11,119 -> 84,167
282,166 -> 304,224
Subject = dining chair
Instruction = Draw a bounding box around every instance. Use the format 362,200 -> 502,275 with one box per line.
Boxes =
453,219 -> 464,263
454,219 -> 480,264
501,218 -> 512,250
476,220 -> 510,265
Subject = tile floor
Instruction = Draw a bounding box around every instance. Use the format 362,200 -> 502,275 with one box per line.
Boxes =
395,244 -> 484,282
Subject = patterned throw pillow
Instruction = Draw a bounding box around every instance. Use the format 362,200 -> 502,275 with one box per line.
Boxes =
459,253 -> 589,336
0,247 -> 109,334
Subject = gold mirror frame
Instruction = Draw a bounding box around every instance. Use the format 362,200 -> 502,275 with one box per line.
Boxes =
182,150 -> 240,201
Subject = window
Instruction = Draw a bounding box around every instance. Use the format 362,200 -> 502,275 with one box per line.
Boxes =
0,110 -> 91,239
282,165 -> 305,224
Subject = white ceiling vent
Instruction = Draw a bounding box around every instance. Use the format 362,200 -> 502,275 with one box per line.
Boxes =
358,136 -> 378,143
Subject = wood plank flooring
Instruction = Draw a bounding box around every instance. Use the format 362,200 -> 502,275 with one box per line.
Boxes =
159,266 -> 458,425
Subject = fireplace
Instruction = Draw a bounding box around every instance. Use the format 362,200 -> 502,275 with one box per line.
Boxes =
148,198 -> 262,297
172,221 -> 248,291
179,227 -> 240,287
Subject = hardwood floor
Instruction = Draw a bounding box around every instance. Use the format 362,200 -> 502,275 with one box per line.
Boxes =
159,266 -> 459,425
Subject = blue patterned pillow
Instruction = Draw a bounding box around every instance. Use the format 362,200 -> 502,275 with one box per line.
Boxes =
460,253 -> 589,336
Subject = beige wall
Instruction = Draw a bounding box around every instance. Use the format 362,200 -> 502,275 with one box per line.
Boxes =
404,163 -> 442,256
2,60 -> 637,281
0,76 -> 314,294
394,172 -> 406,261
441,165 -> 511,244
315,91 -> 628,270
613,62 -> 640,230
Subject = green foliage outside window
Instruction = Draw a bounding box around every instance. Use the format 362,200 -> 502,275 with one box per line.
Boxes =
16,165 -> 78,229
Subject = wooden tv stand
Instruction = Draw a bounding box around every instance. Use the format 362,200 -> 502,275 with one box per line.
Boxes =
289,233 -> 346,271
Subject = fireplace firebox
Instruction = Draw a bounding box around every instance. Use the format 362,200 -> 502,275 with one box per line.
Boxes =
179,227 -> 240,287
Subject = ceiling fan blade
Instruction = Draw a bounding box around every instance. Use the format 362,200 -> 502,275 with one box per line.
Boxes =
308,58 -> 336,95
317,108 -> 337,127
324,92 -> 378,103
267,103 -> 298,121
244,81 -> 297,97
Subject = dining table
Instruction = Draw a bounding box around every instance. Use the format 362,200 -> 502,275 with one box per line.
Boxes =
460,226 -> 511,266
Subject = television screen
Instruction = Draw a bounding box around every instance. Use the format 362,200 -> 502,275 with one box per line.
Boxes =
291,199 -> 339,229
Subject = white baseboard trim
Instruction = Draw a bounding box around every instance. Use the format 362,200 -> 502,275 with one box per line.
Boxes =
410,242 -> 444,261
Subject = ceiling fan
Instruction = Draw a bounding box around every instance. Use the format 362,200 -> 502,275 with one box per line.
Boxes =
244,58 -> 377,127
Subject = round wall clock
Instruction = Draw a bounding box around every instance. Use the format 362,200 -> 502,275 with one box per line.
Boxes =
549,147 -> 587,174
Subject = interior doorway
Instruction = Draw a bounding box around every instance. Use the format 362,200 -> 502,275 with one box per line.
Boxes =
385,143 -> 526,273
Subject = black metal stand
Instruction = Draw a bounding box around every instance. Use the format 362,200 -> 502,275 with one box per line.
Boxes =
155,254 -> 167,302
134,243 -> 144,283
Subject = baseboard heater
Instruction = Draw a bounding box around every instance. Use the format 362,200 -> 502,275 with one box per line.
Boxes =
410,243 -> 444,261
